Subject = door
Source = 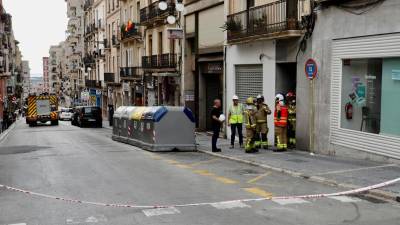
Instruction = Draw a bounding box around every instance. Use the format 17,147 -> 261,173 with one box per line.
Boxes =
205,75 -> 221,130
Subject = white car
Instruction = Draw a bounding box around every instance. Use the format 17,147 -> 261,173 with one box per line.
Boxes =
59,108 -> 73,121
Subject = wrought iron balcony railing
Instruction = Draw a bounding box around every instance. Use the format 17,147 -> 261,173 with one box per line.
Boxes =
142,54 -> 177,69
120,67 -> 142,80
226,0 -> 304,42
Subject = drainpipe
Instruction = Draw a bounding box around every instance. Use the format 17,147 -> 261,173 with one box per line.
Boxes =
223,45 -> 227,139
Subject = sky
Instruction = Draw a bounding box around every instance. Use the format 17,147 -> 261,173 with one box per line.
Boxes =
3,0 -> 68,77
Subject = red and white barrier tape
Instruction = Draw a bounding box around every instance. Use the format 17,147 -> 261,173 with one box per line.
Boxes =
1,177 -> 399,209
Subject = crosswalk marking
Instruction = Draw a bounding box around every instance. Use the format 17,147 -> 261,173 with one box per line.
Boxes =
142,207 -> 180,217
272,198 -> 310,205
328,196 -> 361,203
211,201 -> 250,209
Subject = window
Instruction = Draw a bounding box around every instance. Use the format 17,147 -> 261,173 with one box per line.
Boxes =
341,58 -> 400,137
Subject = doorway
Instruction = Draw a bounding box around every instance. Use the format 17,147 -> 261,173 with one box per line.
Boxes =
205,74 -> 222,131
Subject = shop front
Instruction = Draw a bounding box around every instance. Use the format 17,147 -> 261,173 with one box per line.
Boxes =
330,33 -> 400,159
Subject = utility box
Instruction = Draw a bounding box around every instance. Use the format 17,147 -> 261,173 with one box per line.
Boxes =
112,106 -> 196,152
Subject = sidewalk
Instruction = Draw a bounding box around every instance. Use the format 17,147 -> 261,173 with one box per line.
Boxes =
102,120 -> 113,130
196,133 -> 400,200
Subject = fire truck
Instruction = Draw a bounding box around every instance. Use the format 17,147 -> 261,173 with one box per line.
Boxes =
26,94 -> 59,127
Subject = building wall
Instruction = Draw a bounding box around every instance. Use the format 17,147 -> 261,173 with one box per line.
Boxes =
297,0 -> 400,159
226,41 -> 276,143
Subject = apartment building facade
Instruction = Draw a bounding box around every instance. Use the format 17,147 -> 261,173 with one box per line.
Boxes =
118,0 -> 144,107
49,44 -> 65,95
184,0 -> 225,130
66,0 -> 85,105
42,57 -> 50,93
22,60 -> 30,100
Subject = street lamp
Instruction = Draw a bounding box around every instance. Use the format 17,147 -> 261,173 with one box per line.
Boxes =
158,0 -> 184,24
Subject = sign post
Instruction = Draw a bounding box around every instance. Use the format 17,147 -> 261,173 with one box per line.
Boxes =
305,59 -> 318,154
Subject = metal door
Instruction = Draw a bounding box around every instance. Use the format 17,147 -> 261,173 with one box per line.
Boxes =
235,65 -> 263,102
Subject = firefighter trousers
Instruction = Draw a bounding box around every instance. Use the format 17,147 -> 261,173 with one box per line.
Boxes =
255,122 -> 269,149
275,126 -> 287,150
245,128 -> 258,153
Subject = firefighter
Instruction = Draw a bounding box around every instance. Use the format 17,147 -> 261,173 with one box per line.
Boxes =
255,95 -> 271,149
274,94 -> 288,151
244,97 -> 257,153
286,91 -> 296,148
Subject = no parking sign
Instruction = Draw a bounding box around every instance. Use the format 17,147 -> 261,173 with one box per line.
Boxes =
305,58 -> 318,80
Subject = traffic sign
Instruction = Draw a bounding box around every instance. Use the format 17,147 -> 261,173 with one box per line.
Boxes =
305,58 -> 318,80
12,96 -> 16,101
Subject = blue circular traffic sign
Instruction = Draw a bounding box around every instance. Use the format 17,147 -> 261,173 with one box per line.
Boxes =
305,59 -> 318,80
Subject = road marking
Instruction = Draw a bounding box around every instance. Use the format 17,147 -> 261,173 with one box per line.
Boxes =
175,164 -> 192,169
66,215 -> 107,224
190,158 -> 219,167
142,207 -> 180,217
243,187 -> 273,198
329,196 -> 361,203
213,176 -> 239,184
193,169 -> 215,176
9,223 -> 26,225
315,164 -> 399,176
246,172 -> 272,184
164,159 -> 180,164
211,201 -> 250,209
272,198 -> 310,205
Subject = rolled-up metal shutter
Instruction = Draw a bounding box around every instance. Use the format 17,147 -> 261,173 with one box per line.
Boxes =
235,65 -> 263,102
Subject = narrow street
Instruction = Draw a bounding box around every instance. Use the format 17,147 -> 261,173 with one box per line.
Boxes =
0,121 -> 399,225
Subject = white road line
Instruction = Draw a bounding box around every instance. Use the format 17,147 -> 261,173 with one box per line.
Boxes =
329,196 -> 361,203
315,164 -> 399,176
9,223 -> 27,225
66,215 -> 107,224
211,201 -> 251,209
272,198 -> 310,205
143,207 -> 180,217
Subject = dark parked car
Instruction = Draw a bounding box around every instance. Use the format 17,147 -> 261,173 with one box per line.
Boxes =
71,106 -> 102,128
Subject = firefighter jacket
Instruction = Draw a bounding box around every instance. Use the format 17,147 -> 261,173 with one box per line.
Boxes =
274,105 -> 288,127
255,103 -> 271,123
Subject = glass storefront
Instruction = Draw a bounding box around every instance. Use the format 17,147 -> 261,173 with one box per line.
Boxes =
341,58 -> 400,137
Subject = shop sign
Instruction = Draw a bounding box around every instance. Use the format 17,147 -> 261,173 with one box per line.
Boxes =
123,82 -> 130,92
305,58 -> 318,80
167,28 -> 183,39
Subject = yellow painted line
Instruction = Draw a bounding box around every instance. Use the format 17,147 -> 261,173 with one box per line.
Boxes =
243,187 -> 273,198
190,158 -> 219,167
246,172 -> 272,184
213,176 -> 239,184
193,170 -> 215,176
175,164 -> 193,169
164,159 -> 180,164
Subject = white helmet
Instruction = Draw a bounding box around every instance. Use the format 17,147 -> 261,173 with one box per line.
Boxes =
275,93 -> 284,102
232,95 -> 239,100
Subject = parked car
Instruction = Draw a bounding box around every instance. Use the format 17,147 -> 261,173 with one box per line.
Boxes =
59,108 -> 74,121
71,106 -> 102,128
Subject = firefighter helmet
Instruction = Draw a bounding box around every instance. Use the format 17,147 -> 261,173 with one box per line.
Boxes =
286,91 -> 295,99
246,97 -> 254,105
275,93 -> 285,102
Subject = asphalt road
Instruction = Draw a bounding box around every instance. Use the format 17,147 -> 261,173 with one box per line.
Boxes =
0,120 -> 399,225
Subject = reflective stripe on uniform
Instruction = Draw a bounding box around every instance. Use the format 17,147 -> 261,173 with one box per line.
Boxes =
229,104 -> 244,124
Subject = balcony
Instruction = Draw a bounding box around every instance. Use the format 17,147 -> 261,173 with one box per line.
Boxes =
142,54 -> 177,70
120,67 -> 142,80
104,73 -> 115,83
140,0 -> 175,26
226,0 -> 305,43
120,23 -> 142,42
85,24 -> 96,36
85,80 -> 102,89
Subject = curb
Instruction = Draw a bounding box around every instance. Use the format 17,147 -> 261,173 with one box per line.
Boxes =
197,147 -> 399,203
0,121 -> 17,144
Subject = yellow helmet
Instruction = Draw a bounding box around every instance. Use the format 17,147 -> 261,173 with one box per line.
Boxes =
246,97 -> 254,105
